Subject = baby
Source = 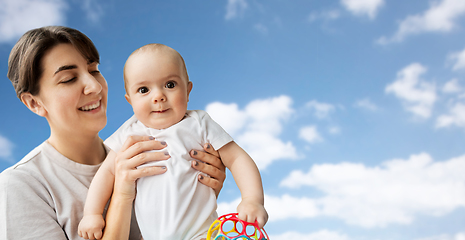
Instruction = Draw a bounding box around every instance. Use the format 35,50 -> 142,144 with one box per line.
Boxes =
78,44 -> 268,240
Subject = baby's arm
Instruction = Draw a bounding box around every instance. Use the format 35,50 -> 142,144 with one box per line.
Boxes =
218,141 -> 268,228
78,150 -> 117,239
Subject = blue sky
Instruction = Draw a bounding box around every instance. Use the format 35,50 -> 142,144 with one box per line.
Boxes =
1,0 -> 465,239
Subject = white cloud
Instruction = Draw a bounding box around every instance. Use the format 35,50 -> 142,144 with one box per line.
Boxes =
264,194 -> 320,221
0,0 -> 67,43
385,63 -> 437,118
340,0 -> 384,19
225,0 -> 248,20
299,125 -> 323,144
243,96 -> 293,135
254,23 -> 268,34
0,135 -> 14,162
237,131 -> 298,170
206,95 -> 298,169
449,47 -> 465,71
308,10 -> 341,22
328,126 -> 341,135
436,102 -> 465,128
217,197 -> 241,216
416,232 -> 465,240
442,79 -> 462,93
80,0 -> 104,23
218,194 -> 320,221
279,153 -> 465,227
377,0 -> 465,44
306,100 -> 336,119
354,98 -> 378,111
270,230 -> 350,240
204,102 -> 246,136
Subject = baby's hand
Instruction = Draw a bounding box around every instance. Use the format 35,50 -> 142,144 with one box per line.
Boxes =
237,199 -> 268,229
78,214 -> 105,239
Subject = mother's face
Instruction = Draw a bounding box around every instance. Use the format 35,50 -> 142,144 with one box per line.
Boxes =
22,43 -> 108,136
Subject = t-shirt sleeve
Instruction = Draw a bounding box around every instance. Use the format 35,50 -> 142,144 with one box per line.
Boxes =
0,170 -> 68,239
197,110 -> 234,151
104,115 -> 138,152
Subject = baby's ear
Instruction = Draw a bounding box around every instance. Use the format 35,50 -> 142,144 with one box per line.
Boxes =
20,93 -> 47,117
125,93 -> 132,104
187,81 -> 193,101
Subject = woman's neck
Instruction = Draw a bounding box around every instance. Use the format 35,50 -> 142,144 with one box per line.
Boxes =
47,131 -> 106,165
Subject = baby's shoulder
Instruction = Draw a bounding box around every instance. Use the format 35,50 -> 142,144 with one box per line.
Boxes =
186,109 -> 211,121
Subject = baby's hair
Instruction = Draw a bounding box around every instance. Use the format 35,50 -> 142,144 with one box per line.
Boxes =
123,43 -> 189,93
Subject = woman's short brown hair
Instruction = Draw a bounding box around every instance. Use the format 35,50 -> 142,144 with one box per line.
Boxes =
7,26 -> 100,99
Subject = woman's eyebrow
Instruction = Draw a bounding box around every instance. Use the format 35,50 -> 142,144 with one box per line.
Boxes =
54,65 -> 77,75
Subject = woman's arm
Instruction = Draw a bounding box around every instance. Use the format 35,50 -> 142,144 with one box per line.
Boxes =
190,143 -> 226,197
0,170 -> 68,239
101,136 -> 168,240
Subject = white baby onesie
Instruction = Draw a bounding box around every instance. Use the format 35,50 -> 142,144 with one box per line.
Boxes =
105,110 -> 233,240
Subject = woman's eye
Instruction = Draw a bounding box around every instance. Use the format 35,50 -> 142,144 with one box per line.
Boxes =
61,77 -> 76,84
165,81 -> 176,89
138,87 -> 149,94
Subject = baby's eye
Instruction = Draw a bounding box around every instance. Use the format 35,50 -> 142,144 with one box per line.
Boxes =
165,81 -> 177,89
138,87 -> 149,94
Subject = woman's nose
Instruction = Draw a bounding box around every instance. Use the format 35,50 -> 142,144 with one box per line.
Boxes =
83,74 -> 103,95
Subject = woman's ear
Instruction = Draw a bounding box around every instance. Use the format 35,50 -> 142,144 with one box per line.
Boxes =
20,93 -> 47,117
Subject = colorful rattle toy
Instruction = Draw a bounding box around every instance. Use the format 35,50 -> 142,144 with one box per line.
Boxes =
206,213 -> 269,240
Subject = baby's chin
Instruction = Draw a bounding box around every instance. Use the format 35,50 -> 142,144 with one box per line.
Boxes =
143,117 -> 184,130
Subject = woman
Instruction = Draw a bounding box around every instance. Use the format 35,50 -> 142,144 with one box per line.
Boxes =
0,26 -> 226,240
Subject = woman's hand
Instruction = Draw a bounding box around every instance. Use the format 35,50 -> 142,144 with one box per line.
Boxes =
190,143 -> 226,197
113,136 -> 169,201
102,136 -> 169,240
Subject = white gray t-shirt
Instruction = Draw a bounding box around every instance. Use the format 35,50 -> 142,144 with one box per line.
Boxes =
105,110 -> 233,240
0,141 -> 142,240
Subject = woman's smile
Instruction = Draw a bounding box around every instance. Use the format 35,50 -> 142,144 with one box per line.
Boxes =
79,100 -> 101,112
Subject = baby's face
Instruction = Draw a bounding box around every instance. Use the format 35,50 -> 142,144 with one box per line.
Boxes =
124,49 -> 192,129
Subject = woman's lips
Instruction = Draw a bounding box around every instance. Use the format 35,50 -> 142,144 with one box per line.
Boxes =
79,100 -> 101,111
